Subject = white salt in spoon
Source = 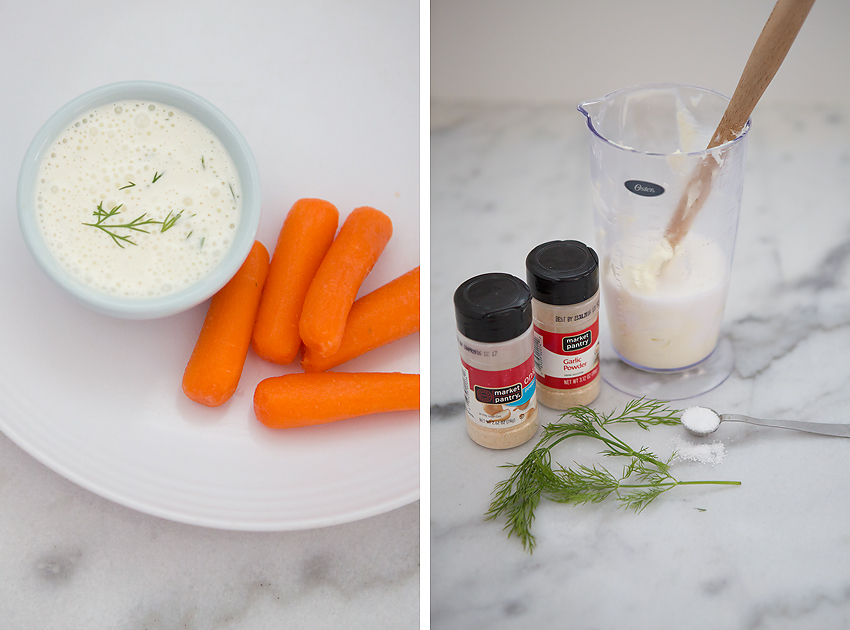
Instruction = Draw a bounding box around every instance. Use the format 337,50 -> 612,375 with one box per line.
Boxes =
682,406 -> 850,438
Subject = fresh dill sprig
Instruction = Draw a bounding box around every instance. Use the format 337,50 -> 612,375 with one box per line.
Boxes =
82,202 -> 182,247
485,398 -> 741,553
160,209 -> 183,232
152,171 -> 164,183
118,181 -> 136,190
83,202 -> 160,248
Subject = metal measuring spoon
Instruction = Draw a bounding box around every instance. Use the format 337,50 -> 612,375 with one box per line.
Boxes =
681,406 -> 850,439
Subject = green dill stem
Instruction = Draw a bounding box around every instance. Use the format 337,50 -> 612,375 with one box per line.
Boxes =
82,201 -> 181,247
541,424 -> 644,468
487,399 -> 741,553
619,480 -> 742,489
597,422 -> 669,470
160,209 -> 183,232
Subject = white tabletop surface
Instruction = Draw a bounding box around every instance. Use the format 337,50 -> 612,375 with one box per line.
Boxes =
430,99 -> 850,628
0,1 -> 420,627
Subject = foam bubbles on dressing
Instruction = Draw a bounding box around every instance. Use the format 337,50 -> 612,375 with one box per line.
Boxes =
35,100 -> 241,298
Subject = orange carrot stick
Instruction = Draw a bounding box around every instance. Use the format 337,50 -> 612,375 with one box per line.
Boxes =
301,266 -> 420,372
253,372 -> 419,429
182,241 -> 270,407
299,206 -> 393,357
251,199 -> 339,365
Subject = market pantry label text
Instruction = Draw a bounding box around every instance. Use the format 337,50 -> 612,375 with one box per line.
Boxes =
533,320 -> 600,389
460,356 -> 536,427
475,382 -> 523,405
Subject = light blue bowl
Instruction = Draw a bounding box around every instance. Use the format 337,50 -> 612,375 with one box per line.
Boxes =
17,81 -> 261,319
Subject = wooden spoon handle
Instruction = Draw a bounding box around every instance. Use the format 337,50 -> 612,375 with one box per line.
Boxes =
665,0 -> 816,249
709,0 -> 816,148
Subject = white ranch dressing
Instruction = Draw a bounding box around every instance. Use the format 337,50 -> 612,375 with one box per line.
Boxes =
34,100 -> 241,298
603,231 -> 729,370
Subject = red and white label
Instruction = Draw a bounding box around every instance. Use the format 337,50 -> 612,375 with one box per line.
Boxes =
533,320 -> 599,389
459,355 -> 537,428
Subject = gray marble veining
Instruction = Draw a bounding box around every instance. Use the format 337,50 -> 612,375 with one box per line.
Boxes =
431,100 -> 850,629
0,429 -> 420,628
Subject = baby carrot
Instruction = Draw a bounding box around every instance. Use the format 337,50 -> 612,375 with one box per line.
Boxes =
253,372 -> 419,429
251,198 -> 339,365
301,266 -> 420,372
182,241 -> 270,407
299,206 -> 393,357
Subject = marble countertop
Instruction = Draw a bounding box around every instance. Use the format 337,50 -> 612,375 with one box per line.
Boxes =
0,1 -> 419,627
430,100 -> 850,629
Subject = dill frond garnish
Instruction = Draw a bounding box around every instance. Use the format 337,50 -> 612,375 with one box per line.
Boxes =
82,201 -> 182,247
160,209 -> 183,232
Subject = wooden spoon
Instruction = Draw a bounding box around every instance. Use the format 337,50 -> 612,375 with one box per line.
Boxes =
664,0 -> 816,250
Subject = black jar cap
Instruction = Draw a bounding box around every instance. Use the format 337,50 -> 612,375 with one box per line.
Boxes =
454,273 -> 532,343
526,240 -> 599,305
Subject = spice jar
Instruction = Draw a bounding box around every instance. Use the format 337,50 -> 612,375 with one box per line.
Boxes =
453,273 -> 538,449
526,240 -> 600,409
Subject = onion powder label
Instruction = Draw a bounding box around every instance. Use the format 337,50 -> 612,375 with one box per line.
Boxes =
460,355 -> 537,428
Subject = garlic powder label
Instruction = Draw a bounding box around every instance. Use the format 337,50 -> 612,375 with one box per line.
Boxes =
533,321 -> 600,389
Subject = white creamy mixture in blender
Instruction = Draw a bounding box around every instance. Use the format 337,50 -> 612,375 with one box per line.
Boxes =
582,83 -> 748,395
596,91 -> 734,371
603,231 -> 729,370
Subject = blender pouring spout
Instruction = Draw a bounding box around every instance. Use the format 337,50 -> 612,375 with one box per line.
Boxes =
577,98 -> 606,144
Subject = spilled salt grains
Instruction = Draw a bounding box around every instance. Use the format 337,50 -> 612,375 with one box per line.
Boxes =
676,407 -> 725,464
669,436 -> 727,466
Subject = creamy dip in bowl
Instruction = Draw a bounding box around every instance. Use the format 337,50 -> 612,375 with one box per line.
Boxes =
17,81 -> 261,319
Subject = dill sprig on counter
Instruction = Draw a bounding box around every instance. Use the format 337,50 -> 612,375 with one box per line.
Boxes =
83,201 -> 182,248
485,398 -> 741,553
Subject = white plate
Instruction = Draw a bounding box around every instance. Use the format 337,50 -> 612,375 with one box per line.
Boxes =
0,218 -> 420,530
